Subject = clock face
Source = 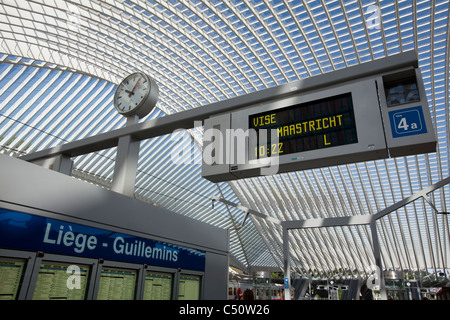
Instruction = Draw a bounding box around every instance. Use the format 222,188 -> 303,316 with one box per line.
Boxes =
114,72 -> 151,116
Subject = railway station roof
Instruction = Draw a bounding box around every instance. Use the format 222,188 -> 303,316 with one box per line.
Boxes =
0,0 -> 449,281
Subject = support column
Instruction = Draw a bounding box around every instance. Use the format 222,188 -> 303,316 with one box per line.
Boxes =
283,224 -> 291,300
370,220 -> 387,300
111,134 -> 140,197
111,114 -> 141,197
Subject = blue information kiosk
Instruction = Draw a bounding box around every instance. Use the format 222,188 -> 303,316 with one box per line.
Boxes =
0,154 -> 229,300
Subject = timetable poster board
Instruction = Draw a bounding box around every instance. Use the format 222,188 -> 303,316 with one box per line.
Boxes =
32,263 -> 89,300
97,268 -> 137,300
143,271 -> 173,300
178,275 -> 201,300
0,258 -> 25,300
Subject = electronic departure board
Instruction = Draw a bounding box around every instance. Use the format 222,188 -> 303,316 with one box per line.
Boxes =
248,93 -> 357,159
202,52 -> 437,182
178,275 -> 201,300
0,258 -> 25,300
97,268 -> 137,300
143,271 -> 173,300
32,263 -> 89,300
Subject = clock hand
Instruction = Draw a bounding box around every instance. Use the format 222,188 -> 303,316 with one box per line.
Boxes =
128,80 -> 141,97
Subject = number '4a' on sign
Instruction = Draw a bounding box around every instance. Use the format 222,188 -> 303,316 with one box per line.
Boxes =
397,117 -> 418,131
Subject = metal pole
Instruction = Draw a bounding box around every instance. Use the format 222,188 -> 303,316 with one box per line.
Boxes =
111,115 -> 140,197
370,219 -> 387,300
283,224 -> 291,300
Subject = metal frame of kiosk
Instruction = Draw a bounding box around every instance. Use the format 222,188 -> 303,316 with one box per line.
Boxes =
93,260 -> 144,300
25,253 -> 99,300
0,249 -> 37,300
143,265 -> 178,300
177,269 -> 204,300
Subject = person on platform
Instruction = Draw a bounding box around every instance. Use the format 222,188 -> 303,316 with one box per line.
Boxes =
242,288 -> 254,300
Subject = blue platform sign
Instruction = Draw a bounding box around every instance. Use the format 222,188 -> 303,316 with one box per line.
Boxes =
0,209 -> 206,271
284,277 -> 289,289
389,106 -> 427,138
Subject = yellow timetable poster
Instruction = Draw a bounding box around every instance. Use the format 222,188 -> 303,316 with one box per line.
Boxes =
32,263 -> 89,300
178,275 -> 200,300
0,259 -> 25,300
143,271 -> 173,300
97,268 -> 136,300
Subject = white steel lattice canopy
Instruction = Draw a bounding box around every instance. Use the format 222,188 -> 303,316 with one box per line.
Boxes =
0,0 -> 449,281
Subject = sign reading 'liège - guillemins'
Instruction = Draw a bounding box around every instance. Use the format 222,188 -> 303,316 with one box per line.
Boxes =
0,209 -> 205,271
